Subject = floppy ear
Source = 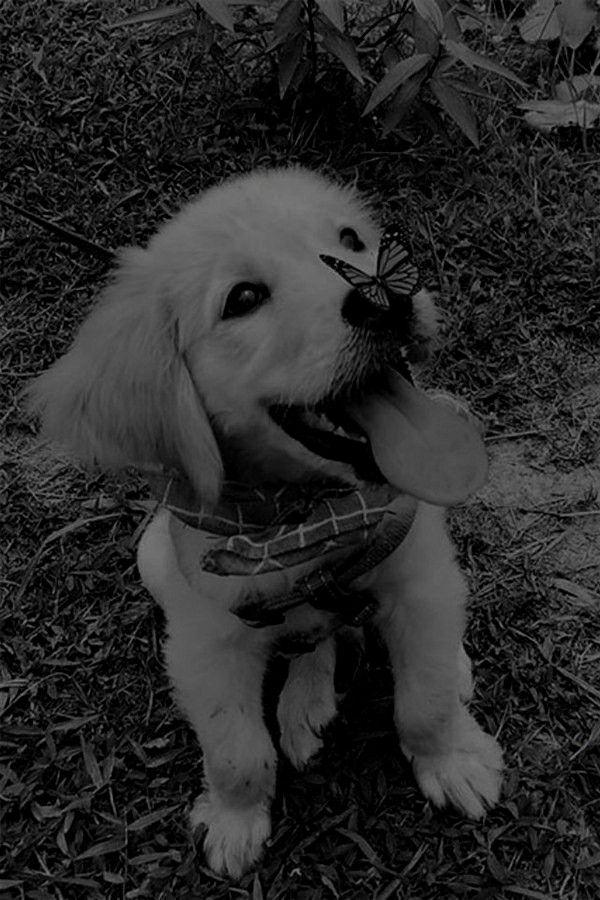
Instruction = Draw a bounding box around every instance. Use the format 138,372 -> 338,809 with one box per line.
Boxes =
27,248 -> 223,507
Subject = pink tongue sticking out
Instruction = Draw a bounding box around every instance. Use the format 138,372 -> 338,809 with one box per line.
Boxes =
351,370 -> 488,506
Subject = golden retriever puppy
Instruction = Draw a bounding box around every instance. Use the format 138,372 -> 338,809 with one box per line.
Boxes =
29,167 -> 502,878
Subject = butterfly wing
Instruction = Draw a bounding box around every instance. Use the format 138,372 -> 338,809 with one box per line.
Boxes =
319,254 -> 372,288
385,259 -> 420,297
362,280 -> 390,308
377,222 -> 420,298
320,255 -> 391,309
377,223 -> 411,273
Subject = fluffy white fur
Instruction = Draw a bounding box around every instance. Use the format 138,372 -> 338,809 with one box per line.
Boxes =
29,167 -> 502,879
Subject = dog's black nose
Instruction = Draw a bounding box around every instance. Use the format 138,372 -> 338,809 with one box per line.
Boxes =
342,288 -> 391,332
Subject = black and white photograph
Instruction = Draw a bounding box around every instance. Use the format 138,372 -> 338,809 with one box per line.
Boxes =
2,1 -> 599,898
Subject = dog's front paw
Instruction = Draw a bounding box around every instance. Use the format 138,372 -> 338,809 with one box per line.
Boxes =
278,673 -> 337,769
278,697 -> 335,769
190,792 -> 270,879
406,712 -> 503,820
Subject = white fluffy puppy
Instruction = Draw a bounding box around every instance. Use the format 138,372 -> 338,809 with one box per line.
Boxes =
29,168 -> 502,879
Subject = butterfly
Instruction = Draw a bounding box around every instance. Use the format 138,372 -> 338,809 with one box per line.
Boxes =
320,222 -> 420,310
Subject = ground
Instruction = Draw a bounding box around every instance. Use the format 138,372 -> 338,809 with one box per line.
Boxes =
478,366 -> 600,595
1,1 -> 600,899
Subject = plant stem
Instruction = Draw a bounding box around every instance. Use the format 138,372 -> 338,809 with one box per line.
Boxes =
305,0 -> 317,91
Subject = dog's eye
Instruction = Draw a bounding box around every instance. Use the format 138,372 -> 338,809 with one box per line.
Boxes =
339,227 -> 365,252
223,282 -> 270,319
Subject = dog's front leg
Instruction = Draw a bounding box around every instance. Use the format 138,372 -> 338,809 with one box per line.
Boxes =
277,637 -> 338,768
371,503 -> 503,819
165,628 -> 276,878
138,514 -> 276,878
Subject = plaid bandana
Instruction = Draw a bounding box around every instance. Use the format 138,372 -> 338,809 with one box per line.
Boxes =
145,469 -> 417,629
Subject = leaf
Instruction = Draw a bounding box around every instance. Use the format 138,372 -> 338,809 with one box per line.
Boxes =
412,8 -> 440,53
337,827 -> 383,866
252,874 -> 264,900
288,58 -> 311,92
487,852 -> 510,883
430,77 -> 479,145
519,97 -> 600,130
443,77 -> 494,100
31,802 -> 63,820
114,5 -> 189,28
75,837 -> 127,860
519,0 -> 561,43
382,68 -> 429,134
444,38 -> 526,86
103,873 -> 125,885
316,0 -> 344,31
412,0 -> 445,34
271,0 -> 303,49
558,0 -> 599,48
50,714 -> 100,732
29,46 -> 48,84
317,15 -> 363,83
442,6 -> 463,40
552,577 -> 599,605
278,32 -> 305,97
143,27 -> 198,55
128,805 -> 180,831
363,53 -> 431,115
102,749 -> 116,782
555,74 -> 600,101
520,0 -> 598,47
435,52 -> 457,75
196,0 -> 235,32
81,737 -> 104,789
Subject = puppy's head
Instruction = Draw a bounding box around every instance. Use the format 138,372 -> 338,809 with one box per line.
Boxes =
28,168 -> 437,505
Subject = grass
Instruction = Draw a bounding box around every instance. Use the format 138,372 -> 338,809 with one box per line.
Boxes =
2,1 -> 600,898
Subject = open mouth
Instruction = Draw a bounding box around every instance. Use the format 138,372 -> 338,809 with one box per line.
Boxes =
269,398 -> 385,482
268,358 -> 414,483
269,362 -> 490,506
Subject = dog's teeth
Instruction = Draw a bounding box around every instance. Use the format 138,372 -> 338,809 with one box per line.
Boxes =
293,406 -> 367,442
309,412 -> 336,432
